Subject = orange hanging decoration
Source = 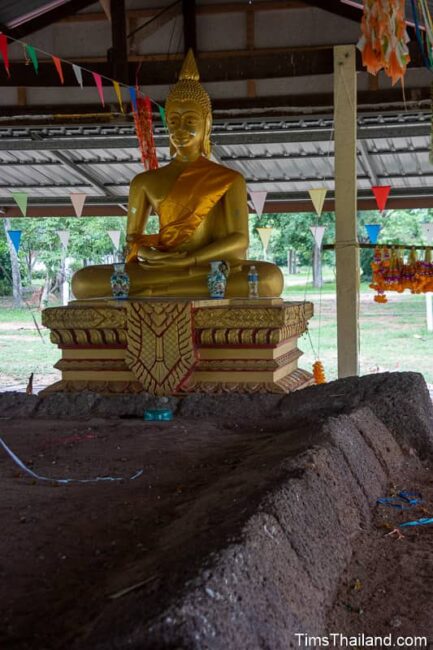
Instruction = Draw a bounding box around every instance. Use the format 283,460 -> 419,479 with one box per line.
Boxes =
357,0 -> 410,85
370,245 -> 433,302
132,94 -> 158,171
313,361 -> 326,385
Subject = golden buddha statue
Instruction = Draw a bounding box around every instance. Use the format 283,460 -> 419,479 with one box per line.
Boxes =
71,50 -> 283,299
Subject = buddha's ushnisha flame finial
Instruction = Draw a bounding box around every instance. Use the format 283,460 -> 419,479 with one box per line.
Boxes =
178,48 -> 200,82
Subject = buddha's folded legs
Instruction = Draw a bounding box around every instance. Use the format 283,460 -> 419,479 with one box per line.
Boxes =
71,260 -> 283,299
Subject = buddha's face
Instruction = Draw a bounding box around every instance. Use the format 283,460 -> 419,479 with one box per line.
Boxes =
166,100 -> 207,159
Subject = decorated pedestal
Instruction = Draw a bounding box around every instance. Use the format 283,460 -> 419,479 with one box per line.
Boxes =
41,298 -> 314,396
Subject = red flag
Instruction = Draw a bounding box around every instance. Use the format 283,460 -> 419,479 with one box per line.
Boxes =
0,34 -> 10,77
92,72 -> 105,106
52,56 -> 64,84
371,185 -> 391,212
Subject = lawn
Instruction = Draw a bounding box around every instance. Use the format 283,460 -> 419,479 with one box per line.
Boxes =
0,277 -> 432,389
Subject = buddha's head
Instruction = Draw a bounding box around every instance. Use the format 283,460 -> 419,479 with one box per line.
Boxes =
165,50 -> 212,159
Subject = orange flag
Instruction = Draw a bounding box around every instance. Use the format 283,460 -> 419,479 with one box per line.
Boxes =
52,56 -> 64,84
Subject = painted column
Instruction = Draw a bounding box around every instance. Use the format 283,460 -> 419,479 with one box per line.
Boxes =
334,45 -> 360,377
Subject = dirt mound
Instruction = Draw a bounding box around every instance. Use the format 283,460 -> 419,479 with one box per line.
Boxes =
0,372 -> 432,649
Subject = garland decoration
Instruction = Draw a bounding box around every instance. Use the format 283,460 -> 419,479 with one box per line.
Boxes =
132,94 -> 158,170
357,0 -> 411,85
313,360 -> 326,384
370,245 -> 433,303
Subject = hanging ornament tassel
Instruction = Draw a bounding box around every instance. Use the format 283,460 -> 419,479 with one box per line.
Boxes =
132,93 -> 158,170
358,0 -> 410,85
313,360 -> 326,385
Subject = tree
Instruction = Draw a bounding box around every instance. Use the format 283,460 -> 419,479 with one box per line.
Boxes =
249,212 -> 335,287
0,216 -> 127,304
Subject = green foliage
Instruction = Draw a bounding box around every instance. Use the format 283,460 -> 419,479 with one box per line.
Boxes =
248,211 -> 335,266
0,216 -> 127,293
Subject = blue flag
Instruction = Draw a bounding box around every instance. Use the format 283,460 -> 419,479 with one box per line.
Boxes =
365,224 -> 381,244
8,229 -> 22,253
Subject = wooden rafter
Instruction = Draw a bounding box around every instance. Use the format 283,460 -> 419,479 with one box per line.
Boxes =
1,0 -> 98,39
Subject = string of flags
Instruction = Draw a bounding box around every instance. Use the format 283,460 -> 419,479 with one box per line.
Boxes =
9,190 -> 88,218
0,29 -> 167,120
5,227 -> 122,255
0,29 -> 164,169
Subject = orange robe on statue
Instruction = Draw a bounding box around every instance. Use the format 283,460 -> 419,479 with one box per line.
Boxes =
126,156 -> 240,262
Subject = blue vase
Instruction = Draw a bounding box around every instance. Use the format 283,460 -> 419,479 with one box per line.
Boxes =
207,260 -> 229,299
110,263 -> 130,299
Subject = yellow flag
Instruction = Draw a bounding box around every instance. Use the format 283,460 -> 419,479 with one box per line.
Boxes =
308,188 -> 327,217
113,81 -> 124,113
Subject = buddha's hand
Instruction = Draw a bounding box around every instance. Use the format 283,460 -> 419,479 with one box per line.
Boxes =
137,247 -> 187,263
143,252 -> 193,268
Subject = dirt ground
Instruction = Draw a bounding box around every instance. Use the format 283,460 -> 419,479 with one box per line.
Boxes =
0,411 -> 432,649
1,415 -> 305,650
327,464 -> 433,646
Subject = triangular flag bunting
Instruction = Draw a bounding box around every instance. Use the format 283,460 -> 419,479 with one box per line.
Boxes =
56,230 -> 70,249
99,0 -> 111,20
112,81 -> 124,113
371,185 -> 391,212
158,105 -> 167,129
249,190 -> 267,218
308,188 -> 328,217
26,45 -> 38,73
310,225 -> 326,248
70,192 -> 87,218
256,227 -> 273,252
7,230 -> 22,254
421,223 -> 433,244
52,56 -> 64,84
72,64 -> 83,88
129,86 -> 138,113
365,224 -> 381,244
92,72 -> 105,106
11,191 -> 28,216
0,34 -> 10,78
107,230 -> 121,250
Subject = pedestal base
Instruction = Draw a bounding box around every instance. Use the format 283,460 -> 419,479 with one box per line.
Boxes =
41,298 -> 314,396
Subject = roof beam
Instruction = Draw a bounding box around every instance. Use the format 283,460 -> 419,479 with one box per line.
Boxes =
61,2 -> 308,23
301,0 -> 416,40
0,87 -> 430,122
109,0 -> 128,84
1,0 -> 98,39
0,43 -> 423,87
182,0 -> 197,53
357,140 -> 378,186
3,188 -> 433,217
0,119 -> 430,151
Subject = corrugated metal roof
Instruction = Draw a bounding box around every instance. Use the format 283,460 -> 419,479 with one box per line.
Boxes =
0,111 -> 432,207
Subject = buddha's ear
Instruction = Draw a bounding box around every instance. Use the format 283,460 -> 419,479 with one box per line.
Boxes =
202,114 -> 212,158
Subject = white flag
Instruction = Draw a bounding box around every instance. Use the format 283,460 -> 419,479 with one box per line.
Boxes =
421,223 -> 433,244
70,192 -> 87,218
310,226 -> 326,248
56,230 -> 70,249
72,64 -> 83,89
256,227 -> 273,252
99,0 -> 111,20
107,230 -> 121,250
249,190 -> 267,217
